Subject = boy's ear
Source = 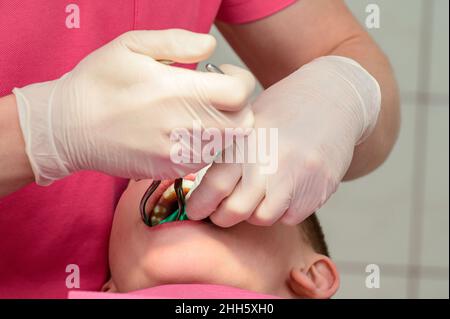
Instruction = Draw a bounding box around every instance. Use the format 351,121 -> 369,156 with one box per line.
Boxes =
101,279 -> 118,293
288,255 -> 339,299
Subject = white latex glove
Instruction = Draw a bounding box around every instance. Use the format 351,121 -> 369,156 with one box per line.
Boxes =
13,29 -> 255,185
186,56 -> 381,226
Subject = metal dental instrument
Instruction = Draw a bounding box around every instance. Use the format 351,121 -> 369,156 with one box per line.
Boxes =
205,63 -> 225,74
174,178 -> 185,220
139,63 -> 224,227
139,179 -> 161,226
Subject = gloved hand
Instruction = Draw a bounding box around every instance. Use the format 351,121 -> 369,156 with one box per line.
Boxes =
13,29 -> 255,185
186,56 -> 381,226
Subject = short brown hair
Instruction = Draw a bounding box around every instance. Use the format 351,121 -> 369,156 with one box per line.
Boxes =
299,213 -> 329,257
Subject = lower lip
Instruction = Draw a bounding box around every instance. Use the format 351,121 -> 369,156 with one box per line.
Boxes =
146,219 -> 210,232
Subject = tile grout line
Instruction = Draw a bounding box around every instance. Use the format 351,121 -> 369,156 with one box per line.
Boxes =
336,261 -> 448,279
401,91 -> 449,106
406,0 -> 434,299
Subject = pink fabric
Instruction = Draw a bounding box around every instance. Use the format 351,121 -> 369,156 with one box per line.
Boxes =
217,0 -> 296,24
68,284 -> 279,299
0,0 -> 295,298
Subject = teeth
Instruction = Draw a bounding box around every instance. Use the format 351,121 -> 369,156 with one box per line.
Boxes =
149,179 -> 194,224
151,216 -> 163,225
152,205 -> 167,215
161,180 -> 194,201
182,179 -> 194,191
161,184 -> 176,200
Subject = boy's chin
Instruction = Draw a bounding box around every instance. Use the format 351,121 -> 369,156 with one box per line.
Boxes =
133,245 -> 252,289
141,248 -> 225,284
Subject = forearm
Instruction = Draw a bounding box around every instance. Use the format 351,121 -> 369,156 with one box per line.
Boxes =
0,94 -> 34,197
330,35 -> 400,180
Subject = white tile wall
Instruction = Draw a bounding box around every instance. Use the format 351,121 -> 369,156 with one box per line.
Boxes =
421,106 -> 449,267
345,0 -> 423,94
430,0 -> 450,95
335,273 -> 408,299
418,278 -> 449,299
319,103 -> 417,266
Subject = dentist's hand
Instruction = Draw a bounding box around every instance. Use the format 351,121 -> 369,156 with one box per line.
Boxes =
13,29 -> 255,185
187,56 -> 381,226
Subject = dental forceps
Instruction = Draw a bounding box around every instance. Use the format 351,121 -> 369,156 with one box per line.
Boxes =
139,63 -> 224,227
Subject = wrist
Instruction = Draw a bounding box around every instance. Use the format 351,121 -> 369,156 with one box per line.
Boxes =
306,55 -> 381,144
13,77 -> 71,186
0,94 -> 34,193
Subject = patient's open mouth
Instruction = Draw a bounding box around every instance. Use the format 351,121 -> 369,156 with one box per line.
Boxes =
142,177 -> 212,227
149,179 -> 193,225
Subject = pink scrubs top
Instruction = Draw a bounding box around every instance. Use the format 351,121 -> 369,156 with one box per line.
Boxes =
0,0 -> 295,298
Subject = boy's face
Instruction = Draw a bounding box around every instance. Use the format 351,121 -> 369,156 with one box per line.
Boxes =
107,179 -> 338,298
